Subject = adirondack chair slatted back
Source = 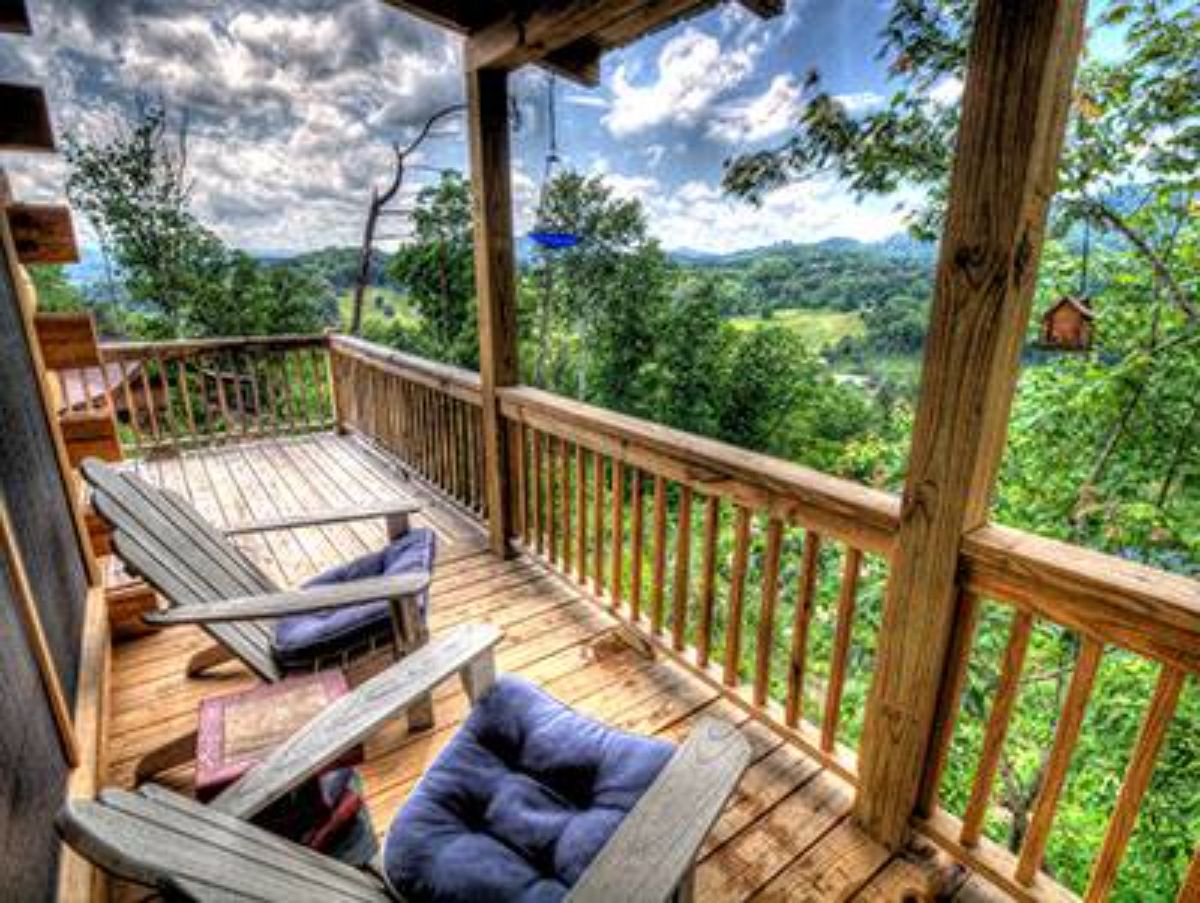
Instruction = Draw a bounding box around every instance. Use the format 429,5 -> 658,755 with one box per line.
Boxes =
82,459 -> 284,681
58,786 -> 389,901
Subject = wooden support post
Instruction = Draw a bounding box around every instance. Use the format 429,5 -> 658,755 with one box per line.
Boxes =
467,67 -> 519,558
853,0 -> 1087,848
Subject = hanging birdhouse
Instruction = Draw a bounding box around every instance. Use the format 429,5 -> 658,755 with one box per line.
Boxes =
1039,295 -> 1095,351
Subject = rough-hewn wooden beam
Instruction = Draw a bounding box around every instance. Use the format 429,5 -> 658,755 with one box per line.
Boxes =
853,0 -> 1087,849
6,204 -> 79,264
1,0 -> 32,34
466,1 -> 646,75
467,67 -> 519,557
378,0 -> 484,34
467,0 -> 777,77
0,83 -> 55,151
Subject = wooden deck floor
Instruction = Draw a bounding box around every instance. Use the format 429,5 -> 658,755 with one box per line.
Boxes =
105,432 -> 994,902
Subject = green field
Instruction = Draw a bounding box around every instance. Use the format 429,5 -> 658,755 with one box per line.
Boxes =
726,308 -> 864,350
337,287 -> 421,331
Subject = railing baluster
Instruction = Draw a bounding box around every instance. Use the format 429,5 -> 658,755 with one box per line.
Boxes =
514,421 -> 528,544
1016,637 -> 1104,884
961,609 -> 1035,847
753,517 -> 784,707
822,546 -> 863,752
176,353 -> 196,443
670,485 -> 692,650
696,495 -> 719,669
723,505 -> 752,687
1180,848 -> 1200,903
785,530 -> 822,727
918,587 -> 980,813
650,475 -> 667,634
629,469 -> 644,622
116,359 -> 142,452
141,357 -> 160,445
156,352 -> 181,447
532,429 -> 544,556
610,460 -> 624,612
1085,665 -> 1185,902
546,435 -> 558,566
559,436 -> 571,574
575,443 -> 586,584
591,452 -> 604,597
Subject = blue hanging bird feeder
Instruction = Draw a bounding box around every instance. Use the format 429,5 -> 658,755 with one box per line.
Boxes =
530,230 -> 581,250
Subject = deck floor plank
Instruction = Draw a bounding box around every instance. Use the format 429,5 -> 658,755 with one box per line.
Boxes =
102,433 -> 987,902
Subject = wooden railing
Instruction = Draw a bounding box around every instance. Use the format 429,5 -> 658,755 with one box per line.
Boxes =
326,342 -> 1199,902
83,336 -> 335,454
328,335 -> 487,516
79,332 -> 1197,900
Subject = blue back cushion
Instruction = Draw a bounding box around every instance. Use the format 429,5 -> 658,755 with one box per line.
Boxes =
384,676 -> 673,903
271,528 -> 436,669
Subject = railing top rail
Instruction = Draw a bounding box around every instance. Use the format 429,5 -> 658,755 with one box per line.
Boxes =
964,524 -> 1200,673
99,334 -> 328,359
329,334 -> 482,402
499,384 -> 901,555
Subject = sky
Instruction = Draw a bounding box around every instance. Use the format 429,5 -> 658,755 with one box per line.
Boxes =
0,0 -> 941,255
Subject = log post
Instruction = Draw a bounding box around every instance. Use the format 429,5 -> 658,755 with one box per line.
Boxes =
467,67 -> 518,557
853,0 -> 1087,848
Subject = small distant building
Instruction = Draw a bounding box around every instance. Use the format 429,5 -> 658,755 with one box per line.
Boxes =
1040,296 -> 1094,351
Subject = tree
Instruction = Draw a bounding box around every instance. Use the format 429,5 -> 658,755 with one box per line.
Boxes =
523,170 -> 672,409
387,171 -> 478,367
64,101 -> 332,339
350,104 -> 464,335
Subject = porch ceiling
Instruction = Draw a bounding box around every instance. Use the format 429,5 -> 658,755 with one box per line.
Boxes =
381,0 -> 783,86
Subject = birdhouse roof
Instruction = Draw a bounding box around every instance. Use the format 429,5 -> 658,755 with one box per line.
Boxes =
1044,295 -> 1095,320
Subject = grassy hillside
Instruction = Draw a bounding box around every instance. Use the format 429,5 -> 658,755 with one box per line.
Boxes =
727,308 -> 865,350
337,287 -> 420,332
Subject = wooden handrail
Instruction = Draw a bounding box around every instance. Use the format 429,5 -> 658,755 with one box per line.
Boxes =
88,334 -> 334,452
99,334 -> 327,360
329,335 -> 481,403
498,385 -> 900,555
963,524 -> 1200,672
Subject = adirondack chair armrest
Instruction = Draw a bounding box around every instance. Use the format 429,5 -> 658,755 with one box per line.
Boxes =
565,718 -> 752,903
210,623 -> 503,821
222,499 -> 422,536
143,572 -> 431,625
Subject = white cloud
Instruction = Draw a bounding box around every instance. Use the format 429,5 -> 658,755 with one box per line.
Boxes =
832,91 -> 885,114
3,0 -> 463,251
927,77 -> 963,107
590,170 -> 913,253
708,75 -> 802,144
603,27 -> 760,137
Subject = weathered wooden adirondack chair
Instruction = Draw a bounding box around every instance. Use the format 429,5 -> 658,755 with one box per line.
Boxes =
59,624 -> 752,903
81,457 -> 438,778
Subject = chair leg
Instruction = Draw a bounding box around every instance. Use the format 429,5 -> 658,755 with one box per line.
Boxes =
385,512 -> 410,540
391,595 -> 434,733
186,643 -> 236,677
134,729 -> 198,784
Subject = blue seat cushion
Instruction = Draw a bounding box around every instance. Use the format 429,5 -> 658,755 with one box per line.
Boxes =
383,676 -> 674,903
271,528 -> 436,669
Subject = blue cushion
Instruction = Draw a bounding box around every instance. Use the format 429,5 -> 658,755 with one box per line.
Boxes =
383,676 -> 673,903
271,528 -> 436,669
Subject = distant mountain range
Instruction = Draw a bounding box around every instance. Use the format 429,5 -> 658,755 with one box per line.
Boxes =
667,234 -> 935,267
64,233 -> 935,290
